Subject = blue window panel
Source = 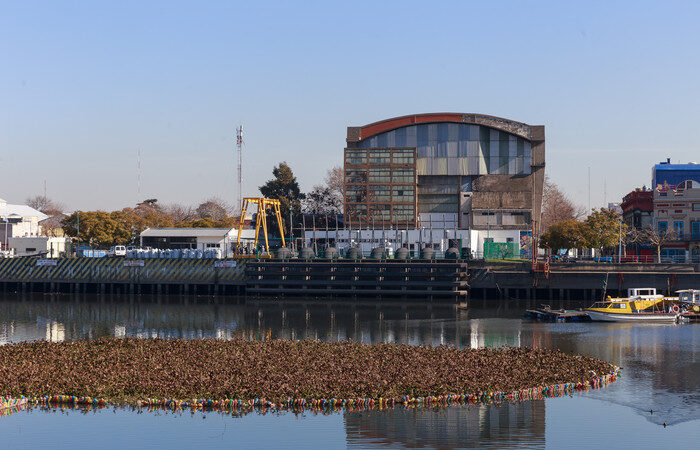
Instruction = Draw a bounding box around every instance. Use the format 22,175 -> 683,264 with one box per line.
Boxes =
394,127 -> 407,147
437,123 -> 449,144
436,142 -> 447,157
406,126 -> 417,147
658,221 -> 668,233
674,221 -> 684,237
692,222 -> 700,240
508,139 -> 517,157
428,124 -> 438,144
417,125 -> 429,147
458,123 -> 471,141
458,141 -> 469,157
461,176 -> 473,192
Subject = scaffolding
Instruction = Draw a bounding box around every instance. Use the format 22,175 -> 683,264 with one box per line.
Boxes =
235,197 -> 285,257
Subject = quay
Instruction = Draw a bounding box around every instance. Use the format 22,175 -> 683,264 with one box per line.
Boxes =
1,257 -> 699,303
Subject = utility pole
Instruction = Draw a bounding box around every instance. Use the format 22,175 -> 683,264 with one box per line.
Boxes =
619,218 -> 623,263
588,167 -> 591,213
137,149 -> 142,204
236,125 -> 243,214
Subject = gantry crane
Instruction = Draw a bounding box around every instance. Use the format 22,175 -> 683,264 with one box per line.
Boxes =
235,197 -> 285,257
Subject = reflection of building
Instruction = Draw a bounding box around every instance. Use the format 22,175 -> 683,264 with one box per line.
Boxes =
341,113 -> 545,256
45,321 -> 65,342
343,402 -> 545,449
654,180 -> 700,262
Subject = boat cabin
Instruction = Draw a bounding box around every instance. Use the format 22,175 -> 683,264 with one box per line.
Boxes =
677,290 -> 700,304
627,288 -> 662,299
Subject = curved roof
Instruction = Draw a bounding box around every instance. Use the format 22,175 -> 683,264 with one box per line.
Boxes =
347,113 -> 541,142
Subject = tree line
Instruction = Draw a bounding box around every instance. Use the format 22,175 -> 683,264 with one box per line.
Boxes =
26,162 -> 342,247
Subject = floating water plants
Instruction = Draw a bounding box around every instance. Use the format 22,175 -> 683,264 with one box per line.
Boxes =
0,338 -> 618,412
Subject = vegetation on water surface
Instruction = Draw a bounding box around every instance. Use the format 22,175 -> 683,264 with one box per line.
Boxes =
0,338 -> 613,405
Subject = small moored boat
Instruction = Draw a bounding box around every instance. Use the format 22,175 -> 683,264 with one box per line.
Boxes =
585,288 -> 683,322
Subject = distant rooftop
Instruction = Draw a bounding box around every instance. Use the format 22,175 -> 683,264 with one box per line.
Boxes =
140,227 -> 236,238
0,198 -> 48,221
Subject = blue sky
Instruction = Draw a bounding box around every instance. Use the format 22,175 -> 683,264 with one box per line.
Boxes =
2,0 -> 699,211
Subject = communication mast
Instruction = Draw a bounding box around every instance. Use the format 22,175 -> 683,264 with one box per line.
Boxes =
236,125 -> 243,214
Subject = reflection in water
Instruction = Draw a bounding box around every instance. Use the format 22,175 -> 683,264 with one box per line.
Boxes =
0,293 -> 698,448
344,402 -> 545,449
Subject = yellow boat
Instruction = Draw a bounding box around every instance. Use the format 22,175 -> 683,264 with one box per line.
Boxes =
586,288 -> 682,322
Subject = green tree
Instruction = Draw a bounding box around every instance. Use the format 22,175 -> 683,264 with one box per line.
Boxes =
582,208 -> 627,255
539,219 -> 587,252
259,162 -> 305,236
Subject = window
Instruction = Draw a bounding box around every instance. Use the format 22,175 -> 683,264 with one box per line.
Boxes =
694,204 -> 700,211
26,247 -> 36,252
205,243 -> 220,248
674,221 -> 684,238
658,221 -> 668,234
692,221 -> 700,240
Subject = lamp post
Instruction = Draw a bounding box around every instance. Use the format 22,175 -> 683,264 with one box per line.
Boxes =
618,218 -> 623,264
2,215 -> 7,252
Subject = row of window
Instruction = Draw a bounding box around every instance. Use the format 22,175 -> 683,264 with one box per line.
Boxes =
345,149 -> 415,165
658,221 -> 700,239
345,168 -> 416,184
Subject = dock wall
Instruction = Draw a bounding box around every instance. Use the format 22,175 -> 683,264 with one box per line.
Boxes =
0,257 -> 698,302
0,258 -> 245,296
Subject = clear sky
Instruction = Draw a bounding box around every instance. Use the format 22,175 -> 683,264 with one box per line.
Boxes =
2,0 -> 699,212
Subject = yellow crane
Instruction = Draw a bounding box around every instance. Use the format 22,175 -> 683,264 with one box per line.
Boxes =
235,197 -> 285,257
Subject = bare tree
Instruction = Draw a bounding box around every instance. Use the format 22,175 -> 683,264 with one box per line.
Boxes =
303,185 -> 341,213
26,195 -> 65,216
303,166 -> 344,214
161,203 -> 197,222
196,197 -> 232,221
325,166 -> 344,207
26,195 -> 67,237
628,226 -> 677,263
540,177 -> 586,231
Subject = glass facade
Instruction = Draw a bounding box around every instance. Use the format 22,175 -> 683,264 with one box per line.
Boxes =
354,123 -> 532,219
356,123 -> 531,177
344,148 -> 417,226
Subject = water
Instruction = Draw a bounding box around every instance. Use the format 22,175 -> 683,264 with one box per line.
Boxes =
1,293 -> 699,449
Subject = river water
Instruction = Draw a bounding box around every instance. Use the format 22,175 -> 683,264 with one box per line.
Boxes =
0,293 -> 698,449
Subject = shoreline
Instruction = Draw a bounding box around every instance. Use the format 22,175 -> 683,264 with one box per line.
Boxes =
1,338 -> 618,411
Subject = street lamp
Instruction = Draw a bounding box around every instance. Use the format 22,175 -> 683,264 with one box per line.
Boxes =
618,217 -> 623,264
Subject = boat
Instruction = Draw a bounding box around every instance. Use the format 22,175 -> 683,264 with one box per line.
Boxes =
677,290 -> 700,322
585,288 -> 683,322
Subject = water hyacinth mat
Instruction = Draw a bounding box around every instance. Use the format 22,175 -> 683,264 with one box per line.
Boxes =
0,338 -> 618,414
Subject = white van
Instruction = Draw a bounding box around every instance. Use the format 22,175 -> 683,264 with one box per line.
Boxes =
111,245 -> 127,257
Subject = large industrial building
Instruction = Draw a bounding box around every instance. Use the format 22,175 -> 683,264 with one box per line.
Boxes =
343,113 -> 545,256
302,113 -> 545,257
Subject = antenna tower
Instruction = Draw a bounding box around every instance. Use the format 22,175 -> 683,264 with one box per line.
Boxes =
137,149 -> 142,204
236,125 -> 243,214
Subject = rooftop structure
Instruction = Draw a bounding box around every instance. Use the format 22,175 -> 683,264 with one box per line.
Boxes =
652,159 -> 700,188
